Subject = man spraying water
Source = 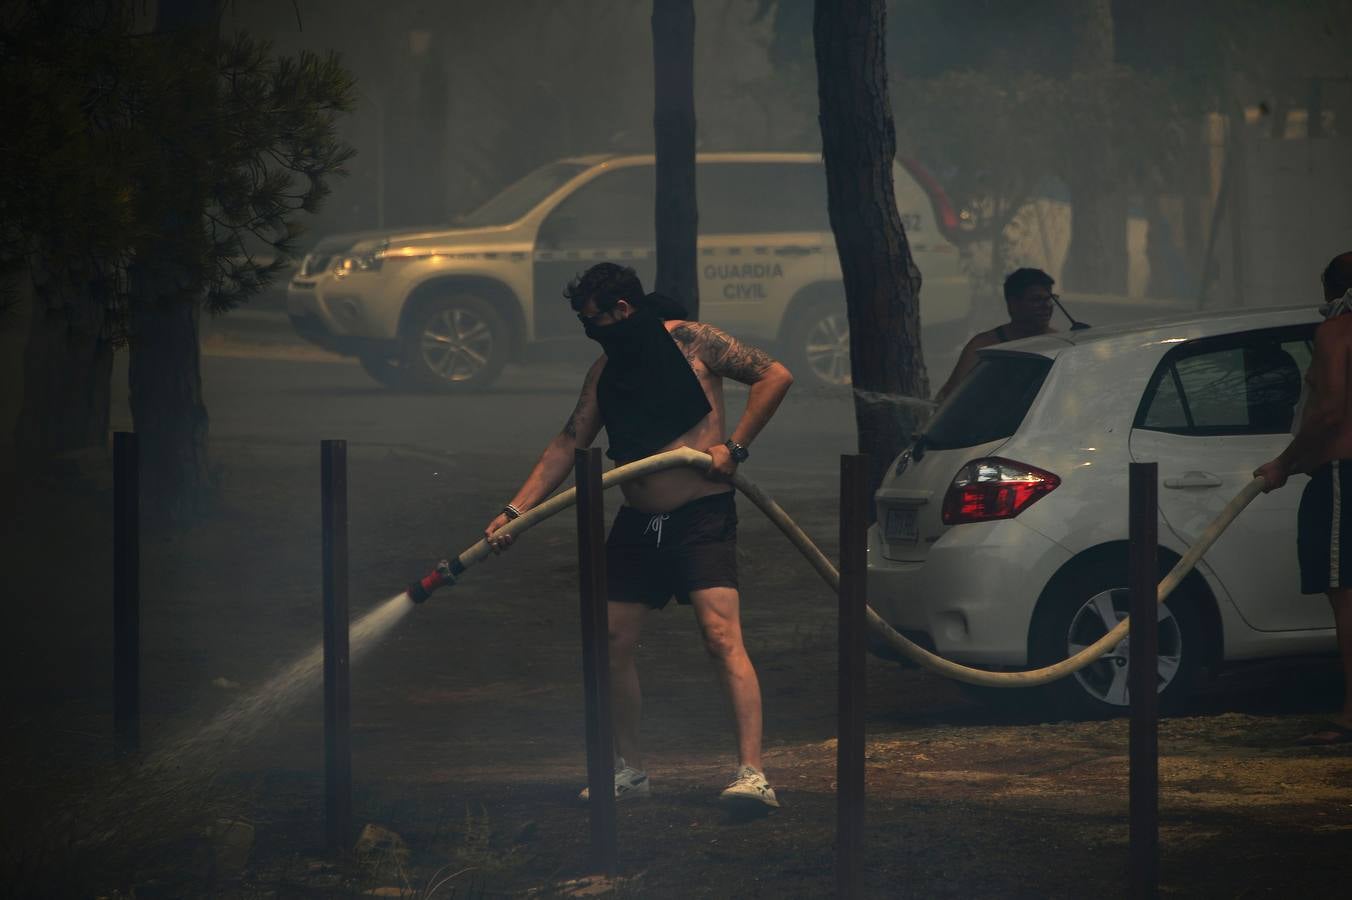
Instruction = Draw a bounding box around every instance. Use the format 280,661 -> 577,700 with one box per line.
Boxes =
483,263 -> 794,810
1255,251 -> 1352,745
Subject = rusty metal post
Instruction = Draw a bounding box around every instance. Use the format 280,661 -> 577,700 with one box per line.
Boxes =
113,431 -> 140,756
322,440 -> 352,852
837,454 -> 869,898
576,448 -> 617,875
1129,462 -> 1159,898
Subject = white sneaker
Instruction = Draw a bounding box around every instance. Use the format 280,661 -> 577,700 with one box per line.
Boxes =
578,757 -> 651,801
719,765 -> 780,810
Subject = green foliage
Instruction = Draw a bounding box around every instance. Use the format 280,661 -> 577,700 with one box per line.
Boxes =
204,33 -> 357,311
0,1 -> 356,333
0,3 -> 140,311
754,0 -> 1350,293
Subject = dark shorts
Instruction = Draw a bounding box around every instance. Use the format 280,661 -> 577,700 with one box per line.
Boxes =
606,491 -> 738,609
1297,459 -> 1352,594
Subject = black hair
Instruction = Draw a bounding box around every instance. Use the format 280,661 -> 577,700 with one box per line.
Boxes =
564,263 -> 644,313
1322,252 -> 1352,299
1003,267 -> 1055,302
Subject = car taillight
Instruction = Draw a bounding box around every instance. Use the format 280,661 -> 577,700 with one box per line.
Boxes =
941,457 -> 1060,525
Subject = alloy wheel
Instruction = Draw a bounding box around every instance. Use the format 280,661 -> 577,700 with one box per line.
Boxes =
803,312 -> 852,386
1066,589 -> 1183,707
419,307 -> 496,382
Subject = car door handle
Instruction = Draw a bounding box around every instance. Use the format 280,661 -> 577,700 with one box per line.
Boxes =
774,245 -> 812,257
1163,471 -> 1223,489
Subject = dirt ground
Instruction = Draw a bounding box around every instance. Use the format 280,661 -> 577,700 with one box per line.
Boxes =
4,437 -> 1352,899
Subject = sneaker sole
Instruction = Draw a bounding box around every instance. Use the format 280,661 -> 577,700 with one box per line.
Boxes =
718,792 -> 780,814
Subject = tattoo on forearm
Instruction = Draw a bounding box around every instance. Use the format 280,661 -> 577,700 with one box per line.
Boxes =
671,322 -> 775,383
563,401 -> 583,439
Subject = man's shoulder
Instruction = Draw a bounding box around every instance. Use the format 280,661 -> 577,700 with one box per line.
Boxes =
966,329 -> 1003,350
667,319 -> 703,344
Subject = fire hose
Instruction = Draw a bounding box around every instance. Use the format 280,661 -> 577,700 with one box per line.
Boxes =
407,447 -> 1266,688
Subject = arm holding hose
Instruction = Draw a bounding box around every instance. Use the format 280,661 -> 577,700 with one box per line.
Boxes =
1256,323 -> 1349,491
673,322 -> 794,479
483,357 -> 605,551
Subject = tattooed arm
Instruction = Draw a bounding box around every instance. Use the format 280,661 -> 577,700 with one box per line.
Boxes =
672,322 -> 794,473
485,356 -> 605,550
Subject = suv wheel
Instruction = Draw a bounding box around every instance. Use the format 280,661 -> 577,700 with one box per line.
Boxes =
401,294 -> 510,390
784,299 -> 851,388
1031,562 -> 1202,719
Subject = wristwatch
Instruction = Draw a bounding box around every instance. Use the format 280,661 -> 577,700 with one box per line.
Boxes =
724,439 -> 750,464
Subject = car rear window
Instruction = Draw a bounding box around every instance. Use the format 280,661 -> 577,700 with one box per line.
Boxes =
923,353 -> 1053,451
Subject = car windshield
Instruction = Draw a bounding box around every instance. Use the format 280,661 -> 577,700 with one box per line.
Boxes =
457,162 -> 589,227
924,353 -> 1053,451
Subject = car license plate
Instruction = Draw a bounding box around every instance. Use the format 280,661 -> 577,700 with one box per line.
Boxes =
885,507 -> 918,542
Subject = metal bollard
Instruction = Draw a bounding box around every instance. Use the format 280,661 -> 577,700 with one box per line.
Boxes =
114,431 -> 141,757
1128,462 -> 1159,898
576,448 -> 617,875
837,454 -> 869,898
322,440 -> 352,852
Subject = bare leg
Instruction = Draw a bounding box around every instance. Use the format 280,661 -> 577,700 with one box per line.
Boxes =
608,600 -> 647,770
690,586 -> 763,770
1331,588 -> 1352,724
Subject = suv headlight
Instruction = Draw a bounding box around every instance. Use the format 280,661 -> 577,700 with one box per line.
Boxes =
333,242 -> 387,277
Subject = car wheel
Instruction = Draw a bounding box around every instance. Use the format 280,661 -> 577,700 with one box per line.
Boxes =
400,294 -> 510,390
783,299 -> 851,388
1030,561 -> 1202,719
357,351 -> 414,389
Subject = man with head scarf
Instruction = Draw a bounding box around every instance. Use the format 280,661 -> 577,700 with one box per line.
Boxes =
484,263 -> 794,808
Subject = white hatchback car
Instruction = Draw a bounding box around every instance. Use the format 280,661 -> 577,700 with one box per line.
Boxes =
867,306 -> 1339,716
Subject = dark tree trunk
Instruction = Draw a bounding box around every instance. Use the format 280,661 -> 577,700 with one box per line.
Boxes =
126,0 -> 217,522
1062,0 -> 1128,295
813,0 -> 928,496
128,273 -> 211,522
652,0 -> 699,319
14,270 -> 113,469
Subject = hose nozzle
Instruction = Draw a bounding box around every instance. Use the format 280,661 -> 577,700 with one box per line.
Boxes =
407,558 -> 462,604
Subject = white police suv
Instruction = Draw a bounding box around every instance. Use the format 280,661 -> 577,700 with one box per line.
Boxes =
287,152 -> 969,390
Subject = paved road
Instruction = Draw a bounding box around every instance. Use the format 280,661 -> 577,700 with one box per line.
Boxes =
110,341 -> 867,495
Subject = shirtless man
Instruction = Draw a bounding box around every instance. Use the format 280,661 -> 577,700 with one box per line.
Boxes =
1255,251 -> 1352,745
934,267 -> 1059,403
483,263 -> 794,808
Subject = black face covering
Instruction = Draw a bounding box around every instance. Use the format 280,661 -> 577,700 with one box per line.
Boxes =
587,308 -> 712,463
